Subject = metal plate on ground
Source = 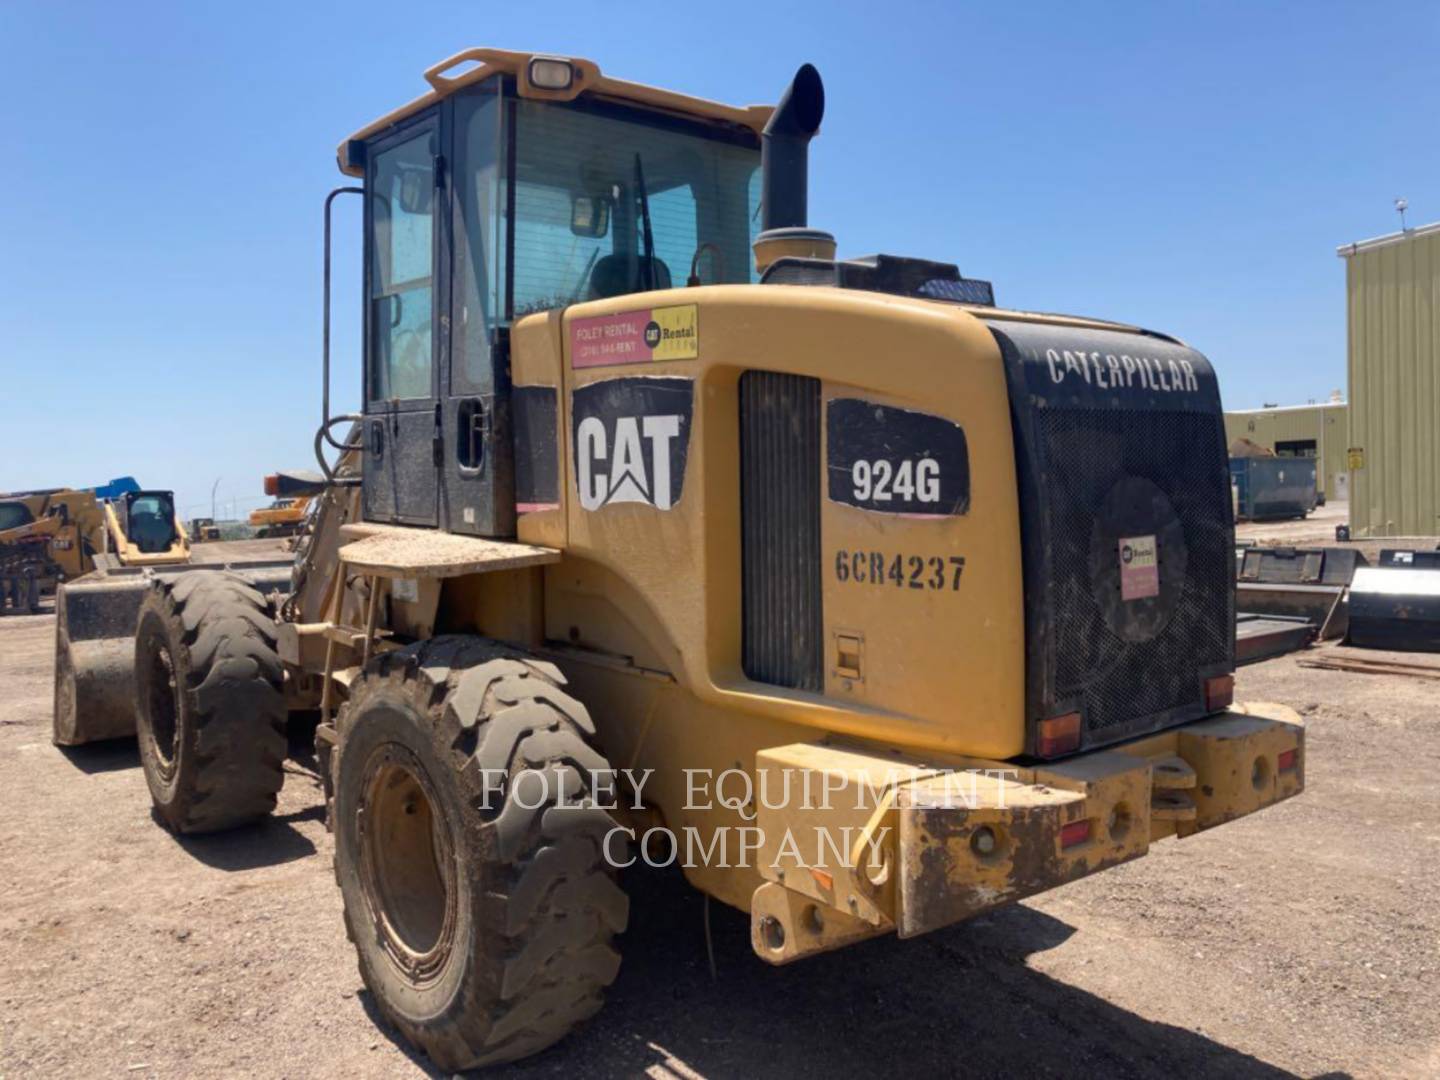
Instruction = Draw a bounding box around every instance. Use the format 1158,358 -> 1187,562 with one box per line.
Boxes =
1347,567 -> 1440,652
1236,613 -> 1316,665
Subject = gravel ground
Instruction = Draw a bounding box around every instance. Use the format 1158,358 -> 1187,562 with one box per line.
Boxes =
1236,500 -> 1354,548
1,602 -> 1437,1079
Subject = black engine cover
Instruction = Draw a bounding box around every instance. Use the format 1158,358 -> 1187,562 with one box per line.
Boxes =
986,319 -> 1235,756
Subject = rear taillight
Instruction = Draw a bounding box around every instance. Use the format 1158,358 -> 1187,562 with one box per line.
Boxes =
1204,674 -> 1234,712
1060,819 -> 1091,849
1278,748 -> 1298,773
1036,712 -> 1081,757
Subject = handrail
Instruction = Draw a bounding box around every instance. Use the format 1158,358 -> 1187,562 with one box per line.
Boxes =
315,186 -> 366,483
315,415 -> 362,485
322,186 -> 364,451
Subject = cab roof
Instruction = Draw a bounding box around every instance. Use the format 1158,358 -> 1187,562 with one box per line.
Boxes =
337,47 -> 773,177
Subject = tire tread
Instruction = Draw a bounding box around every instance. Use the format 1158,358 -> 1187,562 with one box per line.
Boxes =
136,571 -> 286,833
334,636 -> 627,1071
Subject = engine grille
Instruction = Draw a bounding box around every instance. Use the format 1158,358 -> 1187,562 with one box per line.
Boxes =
739,371 -> 823,691
1038,408 -> 1233,737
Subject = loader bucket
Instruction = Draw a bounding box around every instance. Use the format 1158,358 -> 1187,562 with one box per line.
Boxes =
53,573 -> 149,745
52,561 -> 295,746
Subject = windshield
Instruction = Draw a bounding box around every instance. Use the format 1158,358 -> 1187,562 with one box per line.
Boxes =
129,494 -> 173,519
510,98 -> 761,316
456,89 -> 761,332
126,493 -> 177,553
0,502 -> 34,531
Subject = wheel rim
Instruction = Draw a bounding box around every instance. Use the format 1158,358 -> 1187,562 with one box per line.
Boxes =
144,639 -> 181,778
359,744 -> 458,982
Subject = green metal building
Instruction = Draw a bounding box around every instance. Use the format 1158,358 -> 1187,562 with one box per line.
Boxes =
1337,222 -> 1440,537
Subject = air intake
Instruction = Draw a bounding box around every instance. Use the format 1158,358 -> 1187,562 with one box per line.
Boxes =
739,371 -> 823,691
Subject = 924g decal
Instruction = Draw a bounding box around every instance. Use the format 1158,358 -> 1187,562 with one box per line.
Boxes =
835,550 -> 966,591
827,398 -> 969,517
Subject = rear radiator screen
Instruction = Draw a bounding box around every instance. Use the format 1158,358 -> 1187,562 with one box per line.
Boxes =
740,371 -> 823,691
986,317 -> 1235,755
1039,408 -> 1233,738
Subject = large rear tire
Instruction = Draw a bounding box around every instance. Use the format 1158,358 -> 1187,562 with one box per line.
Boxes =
133,571 -> 286,833
332,637 -> 628,1071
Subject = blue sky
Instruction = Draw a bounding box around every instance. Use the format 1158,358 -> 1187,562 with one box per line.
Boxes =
2,1 -> 1436,516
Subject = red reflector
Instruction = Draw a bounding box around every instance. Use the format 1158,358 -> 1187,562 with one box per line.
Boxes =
263,474 -> 279,496
1036,712 -> 1081,757
1205,674 -> 1235,712
1060,819 -> 1091,849
1278,748 -> 1298,772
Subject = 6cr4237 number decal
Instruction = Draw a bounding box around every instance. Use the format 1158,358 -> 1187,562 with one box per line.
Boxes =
835,551 -> 966,591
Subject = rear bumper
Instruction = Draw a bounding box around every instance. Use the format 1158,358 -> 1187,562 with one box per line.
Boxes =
749,702 -> 1303,963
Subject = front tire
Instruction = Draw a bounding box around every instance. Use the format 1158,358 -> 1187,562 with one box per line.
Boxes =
133,571 -> 286,833
332,637 -> 627,1071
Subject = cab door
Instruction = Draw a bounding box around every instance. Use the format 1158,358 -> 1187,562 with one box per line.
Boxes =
441,83 -> 512,538
363,116 -> 441,526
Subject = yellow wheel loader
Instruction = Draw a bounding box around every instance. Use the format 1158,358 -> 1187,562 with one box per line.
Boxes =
79,49 -> 1302,1071
0,499 -> 64,613
0,488 -> 112,609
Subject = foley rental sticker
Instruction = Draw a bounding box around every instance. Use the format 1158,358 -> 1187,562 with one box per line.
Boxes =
571,304 -> 698,368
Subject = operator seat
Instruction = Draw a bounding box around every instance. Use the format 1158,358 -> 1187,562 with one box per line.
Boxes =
587,255 -> 672,300
128,513 -> 176,553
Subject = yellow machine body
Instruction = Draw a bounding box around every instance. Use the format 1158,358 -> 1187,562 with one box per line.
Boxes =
512,287 -> 1027,756
0,489 -> 109,588
98,499 -> 190,567
307,282 -> 1304,933
298,46 -> 1305,977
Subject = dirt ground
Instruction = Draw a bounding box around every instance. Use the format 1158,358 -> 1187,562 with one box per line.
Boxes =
187,537 -> 295,565
2,594 -> 1438,1077
1236,499 -> 1355,548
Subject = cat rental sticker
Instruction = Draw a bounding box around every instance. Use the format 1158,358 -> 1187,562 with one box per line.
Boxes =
571,304 -> 698,368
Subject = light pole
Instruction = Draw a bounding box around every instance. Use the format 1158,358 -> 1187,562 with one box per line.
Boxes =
211,477 -> 221,522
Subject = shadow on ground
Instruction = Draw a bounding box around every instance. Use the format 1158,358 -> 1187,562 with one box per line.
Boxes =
360,864 -> 1330,1080
58,715 -> 327,872
56,739 -> 140,774
169,808 -> 321,870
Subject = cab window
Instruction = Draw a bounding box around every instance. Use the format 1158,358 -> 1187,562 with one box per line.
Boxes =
368,130 -> 436,402
461,95 -> 759,320
0,502 -> 34,531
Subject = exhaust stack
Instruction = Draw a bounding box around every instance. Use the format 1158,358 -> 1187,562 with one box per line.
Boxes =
754,64 -> 836,273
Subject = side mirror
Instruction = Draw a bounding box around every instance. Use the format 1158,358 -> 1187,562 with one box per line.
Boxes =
571,194 -> 611,238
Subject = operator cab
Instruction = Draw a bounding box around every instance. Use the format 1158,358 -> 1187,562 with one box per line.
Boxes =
0,501 -> 36,532
341,50 -> 764,536
118,490 -> 178,554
